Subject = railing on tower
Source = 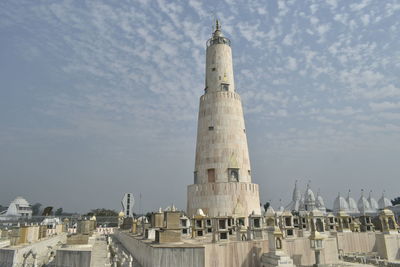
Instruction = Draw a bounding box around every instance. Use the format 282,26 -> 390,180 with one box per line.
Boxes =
206,36 -> 231,47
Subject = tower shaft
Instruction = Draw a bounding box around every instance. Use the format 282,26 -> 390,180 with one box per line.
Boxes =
187,22 -> 261,218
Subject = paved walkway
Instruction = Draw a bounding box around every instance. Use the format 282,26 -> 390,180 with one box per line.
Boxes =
90,235 -> 111,267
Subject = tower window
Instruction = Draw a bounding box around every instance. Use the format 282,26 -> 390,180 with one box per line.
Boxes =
208,168 -> 215,183
228,168 -> 239,182
212,68 -> 216,71
221,83 -> 229,91
208,126 -> 214,131
194,171 -> 198,184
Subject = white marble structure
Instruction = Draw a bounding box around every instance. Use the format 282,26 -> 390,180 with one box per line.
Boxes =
0,197 -> 32,219
121,193 -> 134,218
187,21 -> 261,218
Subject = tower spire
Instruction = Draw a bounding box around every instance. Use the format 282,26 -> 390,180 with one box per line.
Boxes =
215,19 -> 220,31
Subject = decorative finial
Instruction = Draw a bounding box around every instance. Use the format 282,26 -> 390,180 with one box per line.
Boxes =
216,19 -> 220,31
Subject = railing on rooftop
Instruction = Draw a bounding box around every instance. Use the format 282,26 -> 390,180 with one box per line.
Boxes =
207,36 -> 231,47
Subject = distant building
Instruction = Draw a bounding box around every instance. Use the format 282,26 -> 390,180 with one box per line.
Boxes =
0,196 -> 32,219
121,193 -> 134,217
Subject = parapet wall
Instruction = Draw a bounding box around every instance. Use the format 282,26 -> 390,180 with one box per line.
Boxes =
113,231 -> 205,267
285,237 -> 339,266
204,240 -> 268,267
0,233 -> 67,266
335,232 -> 377,253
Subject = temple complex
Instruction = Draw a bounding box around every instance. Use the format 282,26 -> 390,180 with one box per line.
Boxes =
1,21 -> 400,267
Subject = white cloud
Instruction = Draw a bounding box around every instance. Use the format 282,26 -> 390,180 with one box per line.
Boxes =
350,0 -> 371,11
361,14 -> 370,26
287,57 -> 297,71
370,102 -> 400,111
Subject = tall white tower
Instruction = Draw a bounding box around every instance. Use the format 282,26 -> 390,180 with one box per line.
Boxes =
121,193 -> 134,217
187,21 -> 261,218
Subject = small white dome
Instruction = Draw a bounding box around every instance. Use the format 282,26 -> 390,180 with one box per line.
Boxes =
368,191 -> 379,211
305,187 -> 316,203
264,206 -> 275,216
378,192 -> 392,209
346,191 -> 359,214
196,209 -> 205,217
10,197 -> 30,207
333,193 -> 350,213
358,191 -> 372,214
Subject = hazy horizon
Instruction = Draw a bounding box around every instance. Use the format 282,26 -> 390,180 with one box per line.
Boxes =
1,0 -> 399,214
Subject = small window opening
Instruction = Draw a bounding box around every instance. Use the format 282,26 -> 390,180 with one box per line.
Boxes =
228,168 -> 239,182
220,232 -> 228,239
237,218 -> 245,226
221,83 -> 229,91
219,220 -> 226,229
212,67 -> 216,71
208,168 -> 216,183
209,126 -> 214,131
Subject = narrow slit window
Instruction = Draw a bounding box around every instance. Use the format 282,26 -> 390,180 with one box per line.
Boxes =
209,126 -> 214,131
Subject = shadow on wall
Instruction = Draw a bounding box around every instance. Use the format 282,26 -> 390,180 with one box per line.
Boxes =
241,246 -> 262,267
292,254 -> 303,266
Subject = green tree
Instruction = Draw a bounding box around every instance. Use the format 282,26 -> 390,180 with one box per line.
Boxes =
55,208 -> 63,216
31,203 -> 42,216
391,197 -> 400,206
263,201 -> 270,211
86,208 -> 118,217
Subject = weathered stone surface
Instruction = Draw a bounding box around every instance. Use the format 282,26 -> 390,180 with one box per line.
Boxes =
187,23 -> 260,219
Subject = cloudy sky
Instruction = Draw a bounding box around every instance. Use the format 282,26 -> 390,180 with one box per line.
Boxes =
1,0 -> 399,213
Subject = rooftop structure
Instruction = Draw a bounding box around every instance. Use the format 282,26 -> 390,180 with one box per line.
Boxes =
0,197 -> 32,219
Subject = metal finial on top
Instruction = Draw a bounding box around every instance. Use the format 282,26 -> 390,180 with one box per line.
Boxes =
216,19 -> 220,31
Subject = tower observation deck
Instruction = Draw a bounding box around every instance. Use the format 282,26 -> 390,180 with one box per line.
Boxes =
187,21 -> 261,219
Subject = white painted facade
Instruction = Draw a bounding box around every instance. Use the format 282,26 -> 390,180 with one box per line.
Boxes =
121,193 -> 134,217
0,196 -> 32,219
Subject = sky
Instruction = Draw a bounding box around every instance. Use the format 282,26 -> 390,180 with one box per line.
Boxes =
0,0 -> 399,214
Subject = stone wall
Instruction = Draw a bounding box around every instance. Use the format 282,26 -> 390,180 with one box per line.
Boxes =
376,233 -> 400,261
187,182 -> 261,219
204,240 -> 268,267
0,233 -> 66,266
284,236 -> 339,266
54,247 -> 91,267
113,231 -> 205,267
335,232 -> 377,253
